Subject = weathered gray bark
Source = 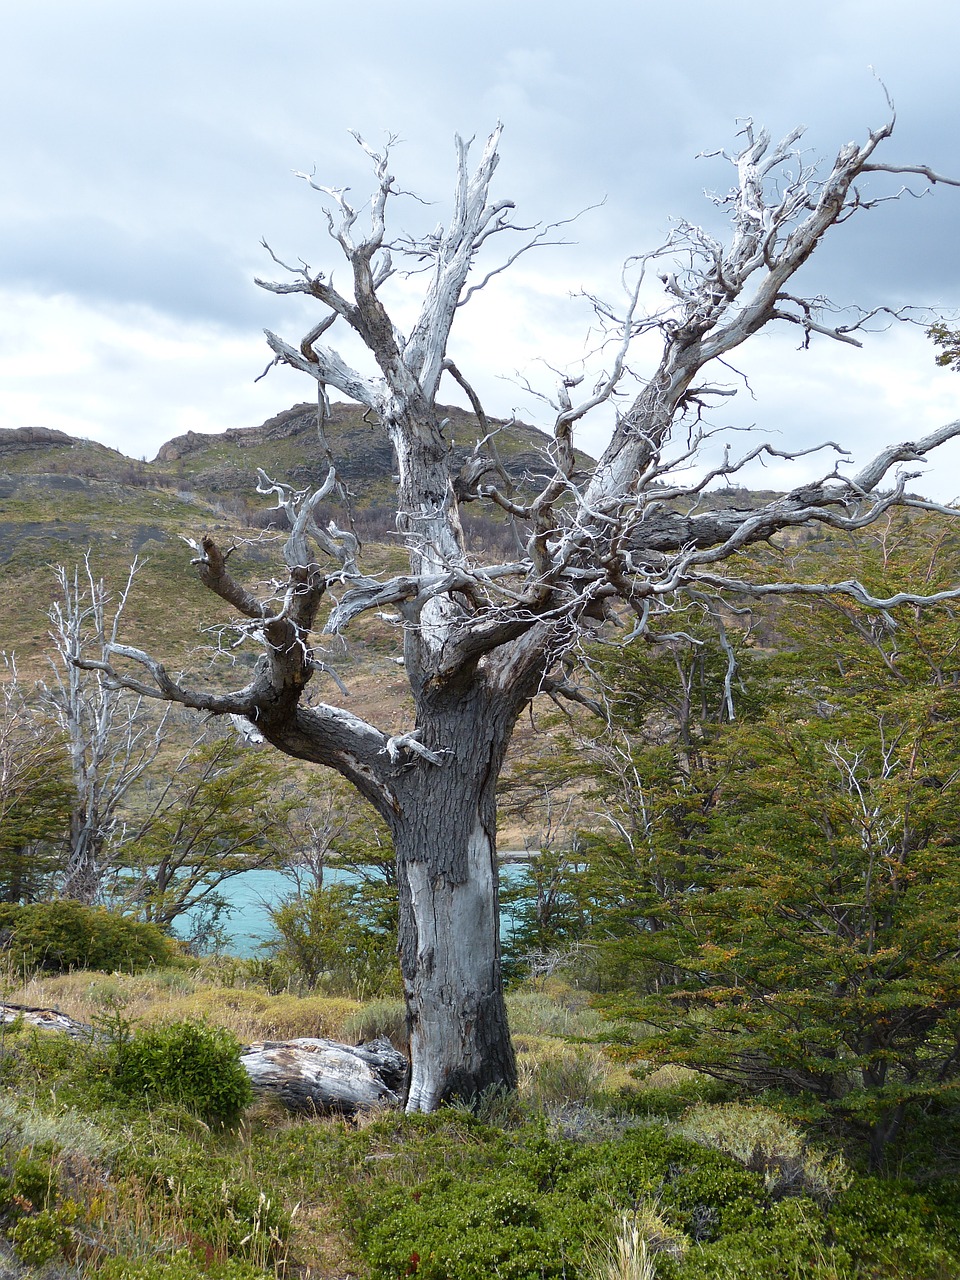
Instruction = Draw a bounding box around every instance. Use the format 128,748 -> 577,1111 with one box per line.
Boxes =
389,677 -> 528,1110
80,113 -> 960,1111
240,1035 -> 407,1115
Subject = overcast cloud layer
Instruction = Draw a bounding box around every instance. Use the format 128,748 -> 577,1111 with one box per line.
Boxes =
2,0 -> 959,497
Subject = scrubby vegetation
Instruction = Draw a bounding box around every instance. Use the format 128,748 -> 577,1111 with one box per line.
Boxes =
3,429 -> 960,1277
1,969 -> 960,1279
0,902 -> 174,975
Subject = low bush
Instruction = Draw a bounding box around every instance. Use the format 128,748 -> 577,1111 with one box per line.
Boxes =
826,1178 -> 960,1279
9,1201 -> 79,1268
357,1171 -> 605,1280
109,1140 -> 292,1270
674,1103 -> 851,1200
96,1256 -> 270,1280
506,989 -> 610,1039
0,901 -> 174,974
109,1020 -> 252,1126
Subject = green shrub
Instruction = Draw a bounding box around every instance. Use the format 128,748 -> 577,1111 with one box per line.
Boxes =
358,1172 -> 604,1280
0,900 -> 174,973
614,1075 -> 733,1121
264,880 -> 399,997
682,1196 -> 838,1280
110,1020 -> 252,1125
108,1131 -> 291,1267
9,1201 -> 79,1267
96,1252 -> 270,1280
826,1178 -> 960,1278
10,1148 -> 57,1211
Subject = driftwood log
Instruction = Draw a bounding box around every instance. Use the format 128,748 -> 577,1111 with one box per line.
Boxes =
240,1035 -> 408,1115
0,1003 -> 407,1115
0,1001 -> 92,1038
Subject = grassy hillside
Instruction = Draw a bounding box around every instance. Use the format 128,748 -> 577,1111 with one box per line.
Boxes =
0,407 -> 583,844
0,403 -> 579,675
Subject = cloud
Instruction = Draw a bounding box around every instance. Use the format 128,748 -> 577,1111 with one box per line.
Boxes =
0,215 -> 263,327
0,0 -> 958,486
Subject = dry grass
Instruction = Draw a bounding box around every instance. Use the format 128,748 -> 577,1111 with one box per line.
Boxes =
517,1040 -> 614,1107
674,1103 -> 852,1199
584,1202 -> 688,1280
2,968 -> 361,1043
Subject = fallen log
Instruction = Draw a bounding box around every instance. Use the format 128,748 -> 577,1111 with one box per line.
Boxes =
0,1001 -> 92,1039
240,1035 -> 407,1116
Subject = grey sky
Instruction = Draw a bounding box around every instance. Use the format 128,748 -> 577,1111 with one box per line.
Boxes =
1,0 -> 959,496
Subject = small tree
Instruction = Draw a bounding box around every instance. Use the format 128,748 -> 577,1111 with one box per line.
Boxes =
111,735 -> 293,941
83,107 -> 960,1109
603,520 -> 960,1165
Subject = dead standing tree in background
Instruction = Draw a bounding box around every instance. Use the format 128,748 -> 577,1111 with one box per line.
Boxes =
43,559 -> 166,904
85,109 -> 960,1111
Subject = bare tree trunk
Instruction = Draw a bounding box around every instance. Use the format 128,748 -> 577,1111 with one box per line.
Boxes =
62,807 -> 103,903
391,684 -> 518,1111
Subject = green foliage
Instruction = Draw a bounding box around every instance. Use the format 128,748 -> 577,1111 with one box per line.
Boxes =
108,1019 -> 252,1125
571,519 -> 960,1164
356,1166 -> 604,1280
9,1200 -> 79,1267
9,1148 -> 57,1211
928,320 -> 960,371
1,988 -> 960,1280
0,900 -> 174,973
96,1255 -> 270,1280
0,672 -> 71,903
501,848 -> 600,979
114,736 -> 296,941
258,1104 -> 960,1279
826,1178 -> 960,1278
265,874 -> 400,997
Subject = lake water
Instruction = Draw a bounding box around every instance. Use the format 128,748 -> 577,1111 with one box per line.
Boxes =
176,863 -> 527,958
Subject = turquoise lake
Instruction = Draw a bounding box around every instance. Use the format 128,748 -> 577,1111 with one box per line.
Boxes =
176,864 -> 527,958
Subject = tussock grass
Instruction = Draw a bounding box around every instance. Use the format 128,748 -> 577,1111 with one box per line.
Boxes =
2,968 -> 360,1043
0,1096 -> 111,1163
517,1041 -> 613,1108
584,1202 -> 688,1280
506,988 -> 611,1039
341,997 -> 407,1050
674,1102 -> 852,1200
156,989 -> 360,1043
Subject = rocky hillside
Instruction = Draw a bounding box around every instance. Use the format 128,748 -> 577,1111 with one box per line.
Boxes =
0,404 -> 580,725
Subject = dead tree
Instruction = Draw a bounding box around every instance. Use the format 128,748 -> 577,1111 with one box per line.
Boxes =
83,108 -> 960,1110
43,559 -> 166,903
